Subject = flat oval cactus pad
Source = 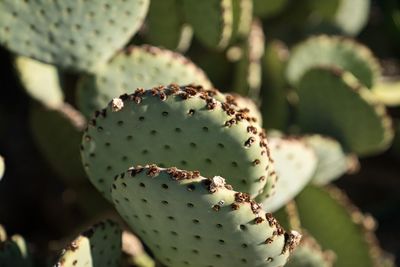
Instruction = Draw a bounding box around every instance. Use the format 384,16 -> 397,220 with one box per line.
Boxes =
81,85 -> 275,201
0,0 -> 149,72
54,220 -> 122,267
77,45 -> 212,117
297,67 -> 393,156
111,165 -> 301,267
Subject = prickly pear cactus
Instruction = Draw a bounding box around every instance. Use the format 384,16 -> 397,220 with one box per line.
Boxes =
77,45 -> 213,117
286,35 -> 380,88
261,137 -> 317,212
303,135 -> 356,185
54,220 -> 122,267
14,56 -> 64,108
286,233 -> 335,267
0,0 -> 149,72
81,85 -> 274,200
112,165 -> 301,267
0,226 -> 32,267
297,67 -> 393,156
182,0 -> 233,49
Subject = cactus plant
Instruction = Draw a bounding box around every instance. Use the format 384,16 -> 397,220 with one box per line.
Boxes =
261,136 -> 317,212
0,225 -> 32,267
54,220 -> 122,267
81,85 -> 274,200
77,45 -> 212,117
0,0 -> 150,72
112,164 -> 300,267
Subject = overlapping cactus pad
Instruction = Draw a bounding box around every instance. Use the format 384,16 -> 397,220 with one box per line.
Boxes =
260,137 -> 317,212
297,67 -> 393,156
77,45 -> 213,117
0,0 -> 149,72
0,225 -> 32,267
112,165 -> 301,267
286,35 -> 380,88
54,220 -> 122,267
81,85 -> 274,200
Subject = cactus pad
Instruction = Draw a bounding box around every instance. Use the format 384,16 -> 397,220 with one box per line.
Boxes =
14,56 -> 64,108
297,67 -> 393,156
30,104 -> 87,185
145,0 -> 192,51
303,135 -> 353,185
0,0 -> 149,72
182,0 -> 233,49
0,156 -> 4,180
111,165 -> 301,267
77,45 -> 212,117
0,229 -> 32,267
231,0 -> 253,43
54,220 -> 122,267
372,79 -> 400,107
261,137 -> 317,212
286,35 -> 380,88
286,233 -> 335,267
81,85 -> 274,200
253,0 -> 289,18
296,186 -> 382,267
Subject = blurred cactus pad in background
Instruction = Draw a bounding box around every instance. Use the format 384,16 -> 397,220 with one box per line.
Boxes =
1,0 -> 400,266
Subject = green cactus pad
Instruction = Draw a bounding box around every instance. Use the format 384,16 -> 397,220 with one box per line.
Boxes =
182,0 -> 233,49
231,0 -> 253,43
260,137 -> 317,212
306,0 -> 370,36
303,135 -> 353,185
286,233 -> 335,267
261,40 -> 290,131
55,220 -> 122,267
112,165 -> 301,267
226,93 -> 263,126
296,186 -> 382,267
81,85 -> 274,200
14,56 -> 64,108
253,0 -> 289,18
0,156 -> 4,180
77,45 -> 213,117
0,230 -> 32,267
372,78 -> 400,107
0,0 -> 149,72
297,67 -> 393,156
286,35 -> 380,88
30,103 -> 87,185
145,0 -> 192,51
233,20 -> 264,98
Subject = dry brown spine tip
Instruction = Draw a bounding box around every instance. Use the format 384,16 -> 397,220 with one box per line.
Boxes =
282,231 -> 302,254
234,192 -> 251,203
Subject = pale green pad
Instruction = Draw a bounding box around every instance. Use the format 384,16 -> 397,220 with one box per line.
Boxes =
145,0 -> 189,50
261,137 -> 317,212
14,56 -> 64,108
372,79 -> 400,107
30,104 -> 87,185
81,85 -> 275,200
303,135 -> 350,185
0,233 -> 32,267
182,0 -> 233,49
253,0 -> 289,18
0,0 -> 149,72
334,0 -> 370,36
296,186 -> 380,267
0,156 -> 4,180
77,45 -> 212,117
112,165 -> 300,267
286,35 -> 380,88
297,67 -> 393,156
54,220 -> 122,267
286,233 -> 334,267
233,20 -> 264,98
231,0 -> 253,43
